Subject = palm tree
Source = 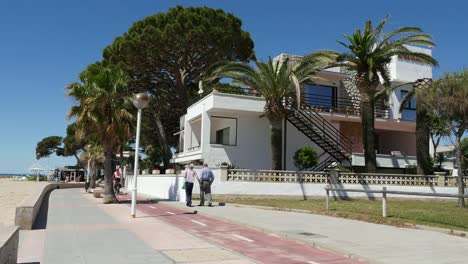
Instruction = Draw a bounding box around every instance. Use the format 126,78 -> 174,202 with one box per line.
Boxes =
399,78 -> 434,175
328,17 -> 437,172
80,142 -> 105,190
206,53 -> 335,170
67,63 -> 135,203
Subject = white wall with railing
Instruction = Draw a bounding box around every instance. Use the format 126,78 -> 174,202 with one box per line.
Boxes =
125,168 -> 467,201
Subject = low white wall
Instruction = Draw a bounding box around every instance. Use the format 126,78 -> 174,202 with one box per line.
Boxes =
126,174 -> 186,202
126,169 -> 467,200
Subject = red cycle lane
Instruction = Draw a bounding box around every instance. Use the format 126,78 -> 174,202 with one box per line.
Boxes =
123,198 -> 363,264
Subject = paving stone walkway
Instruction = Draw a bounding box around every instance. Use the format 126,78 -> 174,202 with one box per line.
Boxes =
165,201 -> 468,264
18,189 -> 359,264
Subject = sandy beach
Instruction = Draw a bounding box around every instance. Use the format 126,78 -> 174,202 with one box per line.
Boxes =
0,178 -> 48,226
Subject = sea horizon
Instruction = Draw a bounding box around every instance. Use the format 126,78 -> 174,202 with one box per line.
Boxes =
0,173 -> 32,177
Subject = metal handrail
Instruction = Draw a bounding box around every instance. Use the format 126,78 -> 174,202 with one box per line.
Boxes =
284,96 -> 353,159
310,156 -> 336,171
324,186 -> 468,217
292,108 -> 351,161
301,93 -> 390,118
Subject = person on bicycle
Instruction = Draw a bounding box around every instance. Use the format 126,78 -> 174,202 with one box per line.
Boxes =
113,166 -> 122,194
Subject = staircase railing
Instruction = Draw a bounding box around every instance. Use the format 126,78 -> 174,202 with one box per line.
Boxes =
284,96 -> 352,162
311,155 -> 336,171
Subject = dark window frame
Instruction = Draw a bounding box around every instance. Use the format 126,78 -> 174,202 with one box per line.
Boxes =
303,84 -> 337,109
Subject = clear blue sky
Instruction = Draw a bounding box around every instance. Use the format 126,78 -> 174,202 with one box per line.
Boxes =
1,0 -> 467,173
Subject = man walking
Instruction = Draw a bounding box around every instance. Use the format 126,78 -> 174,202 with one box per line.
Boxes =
182,164 -> 197,207
198,163 -> 214,207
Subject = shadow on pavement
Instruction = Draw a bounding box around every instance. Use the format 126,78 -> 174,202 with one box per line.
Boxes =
136,211 -> 198,218
32,190 -> 52,230
117,199 -> 161,204
18,262 -> 40,264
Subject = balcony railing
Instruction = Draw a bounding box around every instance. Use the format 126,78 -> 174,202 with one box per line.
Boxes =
301,93 -> 390,119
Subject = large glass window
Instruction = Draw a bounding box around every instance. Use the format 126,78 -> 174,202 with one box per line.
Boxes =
304,84 -> 336,109
401,90 -> 416,120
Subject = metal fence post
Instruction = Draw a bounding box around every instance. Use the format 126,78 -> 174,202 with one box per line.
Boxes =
382,187 -> 387,218
326,188 -> 330,211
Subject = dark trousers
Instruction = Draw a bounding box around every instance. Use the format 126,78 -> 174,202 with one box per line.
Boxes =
185,182 -> 194,206
200,181 -> 212,205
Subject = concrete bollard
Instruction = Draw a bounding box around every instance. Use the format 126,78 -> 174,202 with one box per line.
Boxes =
220,166 -> 228,181
435,171 -> 447,187
93,190 -> 102,198
382,187 -> 387,218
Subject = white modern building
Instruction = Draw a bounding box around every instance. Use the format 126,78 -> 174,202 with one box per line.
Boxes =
173,46 -> 433,172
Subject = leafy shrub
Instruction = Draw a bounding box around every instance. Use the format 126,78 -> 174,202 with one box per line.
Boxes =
293,146 -> 318,170
27,176 -> 47,181
216,83 -> 247,95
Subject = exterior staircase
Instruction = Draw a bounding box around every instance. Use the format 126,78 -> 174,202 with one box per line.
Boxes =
284,96 -> 352,169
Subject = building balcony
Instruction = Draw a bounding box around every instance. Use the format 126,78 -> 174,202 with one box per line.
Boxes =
301,93 -> 390,119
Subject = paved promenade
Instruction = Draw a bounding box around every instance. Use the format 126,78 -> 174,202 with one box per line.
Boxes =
18,189 -> 359,264
166,201 -> 468,264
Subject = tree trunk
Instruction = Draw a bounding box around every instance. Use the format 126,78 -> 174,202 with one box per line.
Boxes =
153,113 -> 174,167
416,103 -> 433,175
413,79 -> 433,175
89,161 -> 96,189
73,153 -> 85,170
89,165 -> 96,189
433,136 -> 442,160
456,132 -> 465,208
102,146 -> 117,204
270,118 -> 283,170
360,94 -> 377,173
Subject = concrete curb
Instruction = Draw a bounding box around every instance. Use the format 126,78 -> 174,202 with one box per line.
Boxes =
0,226 -> 19,264
414,224 -> 468,238
163,201 -> 375,264
15,182 -> 84,230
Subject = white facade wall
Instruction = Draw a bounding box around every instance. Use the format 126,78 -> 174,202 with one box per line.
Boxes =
204,112 -> 272,169
202,112 -> 335,170
189,119 -> 201,149
352,153 -> 417,168
389,45 -> 433,82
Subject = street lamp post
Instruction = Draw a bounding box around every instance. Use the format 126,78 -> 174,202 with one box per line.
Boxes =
131,93 -> 150,218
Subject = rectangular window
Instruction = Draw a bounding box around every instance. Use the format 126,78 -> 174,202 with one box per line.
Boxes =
210,116 -> 237,145
304,84 -> 336,109
215,127 -> 230,145
401,90 -> 416,120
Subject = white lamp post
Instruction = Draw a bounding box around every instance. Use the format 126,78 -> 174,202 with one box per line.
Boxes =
131,93 -> 150,218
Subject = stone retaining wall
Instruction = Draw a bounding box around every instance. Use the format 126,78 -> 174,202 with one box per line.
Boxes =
15,182 -> 84,230
0,226 -> 19,264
